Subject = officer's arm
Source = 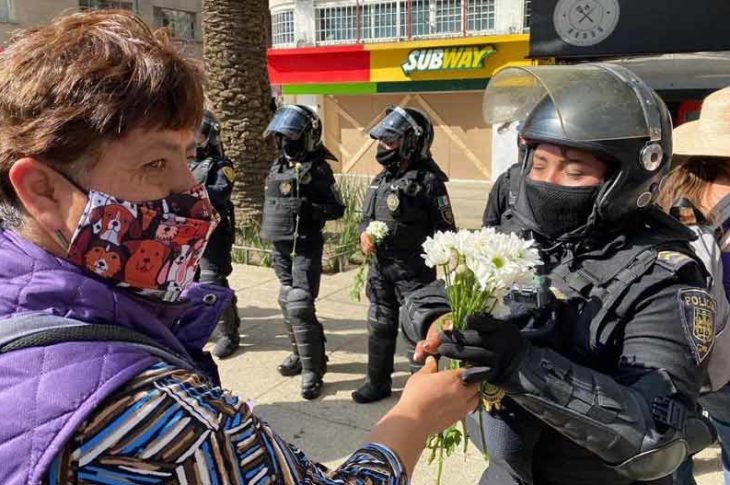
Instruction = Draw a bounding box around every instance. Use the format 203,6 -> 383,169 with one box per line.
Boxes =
504,274 -> 714,481
483,170 -> 510,228
308,163 -> 345,221
206,160 -> 235,212
426,175 -> 456,232
359,176 -> 379,234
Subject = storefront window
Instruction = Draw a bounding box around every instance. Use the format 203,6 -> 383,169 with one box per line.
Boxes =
79,0 -> 133,11
435,0 -> 462,35
316,5 -> 358,44
524,0 -> 532,31
153,7 -> 196,41
467,0 -> 495,32
272,10 -> 295,47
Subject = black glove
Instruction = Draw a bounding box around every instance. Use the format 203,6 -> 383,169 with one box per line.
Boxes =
292,198 -> 309,216
437,313 -> 528,385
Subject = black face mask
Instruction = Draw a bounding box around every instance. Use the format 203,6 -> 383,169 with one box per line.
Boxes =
282,137 -> 305,162
376,144 -> 401,172
524,178 -> 599,239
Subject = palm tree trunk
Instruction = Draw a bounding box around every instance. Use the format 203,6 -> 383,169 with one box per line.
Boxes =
203,0 -> 275,223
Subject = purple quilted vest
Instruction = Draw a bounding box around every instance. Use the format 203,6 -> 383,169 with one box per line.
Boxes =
0,230 -> 232,484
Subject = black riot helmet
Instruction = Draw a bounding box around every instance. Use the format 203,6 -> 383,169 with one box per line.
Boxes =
483,63 -> 673,230
197,110 -> 225,158
263,104 -> 322,162
369,106 -> 434,162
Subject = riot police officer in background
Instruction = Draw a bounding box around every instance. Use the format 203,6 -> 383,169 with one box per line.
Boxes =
353,106 -> 456,404
417,64 -> 718,484
261,104 -> 345,400
190,110 -> 241,358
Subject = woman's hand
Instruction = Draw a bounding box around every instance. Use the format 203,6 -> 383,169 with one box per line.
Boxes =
360,232 -> 375,255
367,356 -> 479,476
396,356 -> 480,436
413,312 -> 454,363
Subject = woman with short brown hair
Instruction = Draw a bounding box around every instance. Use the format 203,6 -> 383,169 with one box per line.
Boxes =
0,10 -> 478,484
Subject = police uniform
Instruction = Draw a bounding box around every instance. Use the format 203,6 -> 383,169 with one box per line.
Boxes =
190,112 -> 241,359
469,209 -> 714,485
434,64 -> 718,484
355,157 -> 456,401
260,146 -> 345,399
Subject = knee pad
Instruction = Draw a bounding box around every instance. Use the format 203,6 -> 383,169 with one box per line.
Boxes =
368,318 -> 398,340
287,288 -> 315,324
278,285 -> 292,309
368,303 -> 398,329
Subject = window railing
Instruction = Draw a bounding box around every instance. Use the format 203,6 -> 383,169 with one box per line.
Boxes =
523,0 -> 531,32
79,0 -> 134,12
309,0 -> 500,46
272,10 -> 296,47
0,0 -> 11,22
153,7 -> 196,41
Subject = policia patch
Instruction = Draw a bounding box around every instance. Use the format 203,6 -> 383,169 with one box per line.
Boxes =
678,289 -> 716,365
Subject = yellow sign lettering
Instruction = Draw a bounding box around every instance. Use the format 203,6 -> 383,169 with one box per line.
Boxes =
442,48 -> 463,69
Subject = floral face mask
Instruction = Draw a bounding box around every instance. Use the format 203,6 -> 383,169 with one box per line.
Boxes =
64,183 -> 219,302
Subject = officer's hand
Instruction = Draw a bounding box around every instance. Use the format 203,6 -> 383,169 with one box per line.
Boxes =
360,232 -> 375,255
437,314 -> 528,385
292,198 -> 309,215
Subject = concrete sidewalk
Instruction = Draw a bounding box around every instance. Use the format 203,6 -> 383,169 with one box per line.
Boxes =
219,263 -> 724,484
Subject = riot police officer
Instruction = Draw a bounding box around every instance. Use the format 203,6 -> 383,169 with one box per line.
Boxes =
417,64 -> 717,484
352,106 -> 456,404
261,104 -> 345,400
190,110 -> 241,358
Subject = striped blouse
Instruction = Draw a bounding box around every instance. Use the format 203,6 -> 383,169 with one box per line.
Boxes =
45,362 -> 406,484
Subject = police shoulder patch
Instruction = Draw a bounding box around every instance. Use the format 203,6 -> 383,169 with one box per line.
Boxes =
656,251 -> 694,272
677,288 -> 716,365
222,166 -> 236,183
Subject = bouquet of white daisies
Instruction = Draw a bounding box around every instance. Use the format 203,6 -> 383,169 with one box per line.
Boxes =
349,221 -> 389,302
421,227 -> 541,482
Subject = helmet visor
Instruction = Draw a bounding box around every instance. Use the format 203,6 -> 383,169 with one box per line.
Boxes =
483,64 -> 663,142
263,105 -> 311,139
369,106 -> 423,142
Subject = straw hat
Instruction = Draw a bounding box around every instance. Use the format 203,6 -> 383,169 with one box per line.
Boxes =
673,86 -> 730,158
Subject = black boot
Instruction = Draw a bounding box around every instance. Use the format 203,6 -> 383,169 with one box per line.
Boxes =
288,288 -> 326,400
352,330 -> 396,404
212,298 -> 241,359
293,322 -> 327,400
276,286 -> 301,376
278,322 -> 302,377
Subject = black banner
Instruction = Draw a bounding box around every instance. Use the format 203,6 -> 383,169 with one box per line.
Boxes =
530,0 -> 730,59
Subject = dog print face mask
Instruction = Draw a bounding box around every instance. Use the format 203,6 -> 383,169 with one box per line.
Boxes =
65,183 -> 219,302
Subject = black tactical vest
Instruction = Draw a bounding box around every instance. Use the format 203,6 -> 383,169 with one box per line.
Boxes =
189,158 -> 212,185
260,159 -> 319,242
364,169 -> 432,257
529,226 -> 704,373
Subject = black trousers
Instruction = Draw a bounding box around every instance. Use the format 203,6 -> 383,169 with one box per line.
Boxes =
272,236 -> 324,298
198,224 -> 234,286
366,253 -> 436,371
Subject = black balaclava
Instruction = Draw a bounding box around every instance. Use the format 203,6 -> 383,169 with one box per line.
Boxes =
281,137 -> 306,162
524,178 -> 600,240
376,144 -> 401,172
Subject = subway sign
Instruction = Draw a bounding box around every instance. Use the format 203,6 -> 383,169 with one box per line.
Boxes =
401,45 -> 497,75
